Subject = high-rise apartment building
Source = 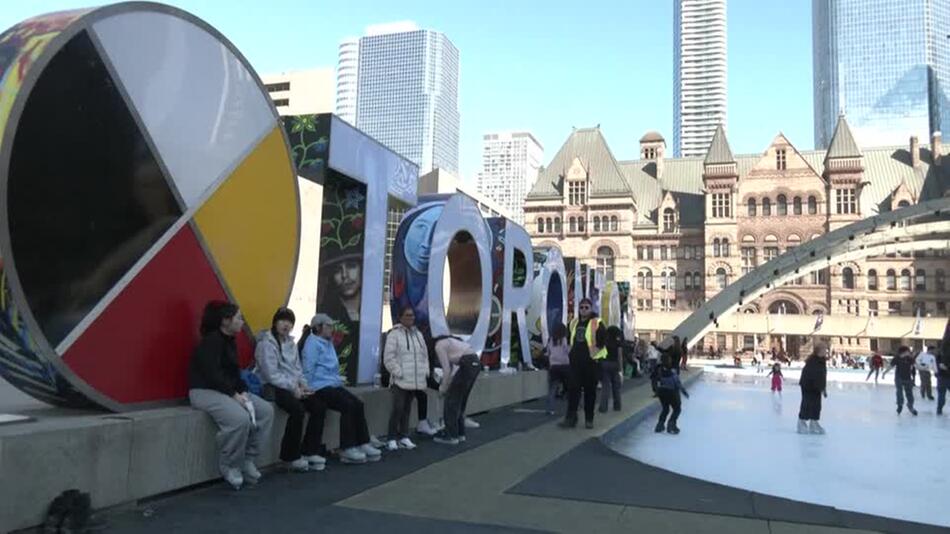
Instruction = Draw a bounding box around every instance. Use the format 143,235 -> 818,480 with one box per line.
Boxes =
335,38 -> 359,125
673,0 -> 728,158
813,0 -> 950,149
477,132 -> 543,224
341,22 -> 460,174
261,68 -> 334,116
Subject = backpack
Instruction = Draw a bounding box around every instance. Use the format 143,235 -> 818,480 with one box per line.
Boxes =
657,369 -> 679,390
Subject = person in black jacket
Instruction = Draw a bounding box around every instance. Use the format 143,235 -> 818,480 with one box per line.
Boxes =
559,298 -> 607,429
936,321 -> 950,415
652,354 -> 690,434
798,342 -> 828,435
188,301 -> 274,490
598,325 -> 624,413
883,346 -> 918,416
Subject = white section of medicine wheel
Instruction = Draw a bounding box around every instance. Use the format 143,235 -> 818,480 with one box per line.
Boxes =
92,11 -> 275,209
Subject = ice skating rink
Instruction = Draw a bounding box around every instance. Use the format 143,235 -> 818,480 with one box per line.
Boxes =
609,369 -> 950,527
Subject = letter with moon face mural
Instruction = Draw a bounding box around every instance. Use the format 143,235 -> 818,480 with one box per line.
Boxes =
390,195 -> 492,352
527,247 -> 568,354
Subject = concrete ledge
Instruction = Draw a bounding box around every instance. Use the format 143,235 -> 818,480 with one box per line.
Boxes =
0,370 -> 547,532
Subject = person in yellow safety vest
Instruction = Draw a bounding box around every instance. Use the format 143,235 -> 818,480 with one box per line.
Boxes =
559,298 -> 607,429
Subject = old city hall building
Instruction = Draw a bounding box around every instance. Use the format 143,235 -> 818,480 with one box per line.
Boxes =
525,116 -> 949,356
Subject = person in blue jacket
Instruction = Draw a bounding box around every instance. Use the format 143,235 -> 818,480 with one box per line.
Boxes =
299,313 -> 381,464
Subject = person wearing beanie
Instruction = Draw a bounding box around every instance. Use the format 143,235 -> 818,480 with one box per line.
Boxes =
255,307 -> 327,472
300,313 -> 381,464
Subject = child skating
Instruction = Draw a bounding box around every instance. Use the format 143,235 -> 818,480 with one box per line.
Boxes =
652,355 -> 690,434
767,362 -> 784,394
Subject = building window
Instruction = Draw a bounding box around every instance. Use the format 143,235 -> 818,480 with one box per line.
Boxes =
663,208 -> 675,233
638,269 -> 653,290
764,246 -> 779,262
888,301 -> 902,315
661,298 -> 676,311
867,269 -> 878,290
747,198 -> 756,216
716,268 -> 728,289
886,269 -> 896,290
646,246 -> 654,260
777,194 -> 787,215
741,247 -> 757,275
661,246 -> 668,260
721,238 -> 730,257
694,245 -> 703,259
811,268 -> 828,285
776,148 -> 787,170
636,246 -> 644,260
685,246 -> 693,260
265,81 -> 290,92
712,193 -> 731,218
743,335 -> 755,350
578,217 -> 586,232
660,268 -> 676,290
842,267 -> 855,289
554,217 -> 562,233
937,269 -> 946,292
915,269 -> 926,291
596,246 -> 615,282
272,98 -> 289,106
762,197 -> 771,216
793,196 -> 802,215
868,300 -> 878,316
808,195 -> 817,214
546,218 -> 553,233
536,218 -> 543,234
593,216 -> 601,232
938,301 -> 947,314
713,239 -> 720,257
610,216 -> 619,232
693,272 -> 702,290
569,217 -> 577,233
836,188 -> 856,214
568,181 -> 586,205
384,206 -> 406,301
913,301 -> 926,315
900,269 -> 911,291
684,273 -> 693,290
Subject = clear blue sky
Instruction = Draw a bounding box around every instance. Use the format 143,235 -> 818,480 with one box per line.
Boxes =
2,0 -> 814,185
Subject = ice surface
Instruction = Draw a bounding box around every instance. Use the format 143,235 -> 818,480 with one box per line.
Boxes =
609,369 -> 950,527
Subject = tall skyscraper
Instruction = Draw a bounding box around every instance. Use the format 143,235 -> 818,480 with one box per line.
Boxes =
335,38 -> 359,125
813,0 -> 950,149
346,23 -> 460,174
673,0 -> 728,158
477,132 -> 544,224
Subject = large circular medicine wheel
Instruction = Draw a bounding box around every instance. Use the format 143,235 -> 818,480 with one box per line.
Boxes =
0,4 -> 300,411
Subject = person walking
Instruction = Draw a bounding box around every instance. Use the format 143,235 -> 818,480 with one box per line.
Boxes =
767,362 -> 784,394
188,301 -> 275,490
545,323 -> 572,415
255,307 -> 327,473
798,342 -> 828,434
598,324 -> 624,413
866,351 -> 884,384
652,354 -> 690,434
559,298 -> 606,429
883,346 -> 918,416
915,346 -> 937,401
382,307 -> 429,451
432,335 -> 482,445
300,314 -> 382,463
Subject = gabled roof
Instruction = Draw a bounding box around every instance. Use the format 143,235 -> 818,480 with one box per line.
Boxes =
703,124 -> 735,165
824,114 -> 862,161
527,127 -> 632,199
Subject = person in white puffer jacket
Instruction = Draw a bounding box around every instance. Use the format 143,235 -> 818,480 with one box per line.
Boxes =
383,307 -> 430,451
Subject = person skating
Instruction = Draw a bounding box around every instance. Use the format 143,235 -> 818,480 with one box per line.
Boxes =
652,354 -> 690,434
915,346 -> 937,401
559,298 -> 607,429
767,362 -> 784,394
937,321 -> 950,415
866,351 -> 884,384
883,346 -> 918,416
798,343 -> 828,434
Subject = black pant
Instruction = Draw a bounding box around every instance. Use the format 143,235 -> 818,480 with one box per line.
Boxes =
443,354 -> 481,438
567,359 -> 598,423
919,370 -> 933,399
311,386 -> 370,449
657,389 -> 681,426
599,360 -> 621,412
799,387 -> 822,420
388,386 -> 418,439
273,387 -> 327,461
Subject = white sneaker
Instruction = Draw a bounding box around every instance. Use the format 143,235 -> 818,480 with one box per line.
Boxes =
457,435 -> 466,443
464,417 -> 480,429
222,467 -> 243,490
386,439 -> 398,451
339,447 -> 367,464
287,458 -> 309,473
360,443 -> 382,461
369,435 -> 385,448
241,460 -> 261,484
809,421 -> 825,435
797,420 -> 809,434
416,420 -> 438,436
398,437 -> 417,449
304,454 -> 326,471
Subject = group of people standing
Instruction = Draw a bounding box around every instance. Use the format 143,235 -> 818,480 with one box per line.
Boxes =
187,301 -> 484,490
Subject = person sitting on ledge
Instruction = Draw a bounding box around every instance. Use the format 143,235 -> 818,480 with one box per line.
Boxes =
299,313 -> 381,464
188,301 -> 274,490
255,307 -> 327,473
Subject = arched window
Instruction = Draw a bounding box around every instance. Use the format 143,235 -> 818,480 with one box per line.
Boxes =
554,217 -> 562,233
593,216 -> 601,232
915,269 -> 926,291
596,246 -> 615,281
610,215 -> 619,232
721,238 -> 730,257
898,200 -> 910,209
713,238 -> 721,257
842,267 -> 855,289
684,273 -> 693,289
578,217 -> 586,232
793,196 -> 802,215
808,196 -> 817,214
693,272 -> 702,290
937,269 -> 946,292
545,218 -> 553,233
886,269 -> 896,290
663,208 -> 675,233
638,268 -> 653,290
747,198 -> 756,216
569,217 -> 577,233
716,268 -> 728,289
536,218 -> 543,233
867,269 -> 878,290
777,194 -> 787,215
762,198 -> 772,216
900,269 -> 911,291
